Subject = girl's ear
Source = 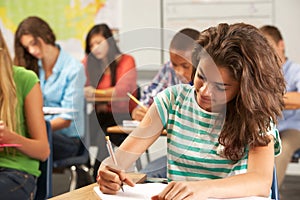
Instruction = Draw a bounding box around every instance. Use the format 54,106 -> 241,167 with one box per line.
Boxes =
277,40 -> 285,55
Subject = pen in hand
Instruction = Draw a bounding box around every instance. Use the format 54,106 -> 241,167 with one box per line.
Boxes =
105,136 -> 124,192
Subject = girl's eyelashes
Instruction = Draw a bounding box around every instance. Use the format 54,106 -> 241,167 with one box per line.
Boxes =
197,73 -> 206,81
198,73 -> 227,91
216,86 -> 226,91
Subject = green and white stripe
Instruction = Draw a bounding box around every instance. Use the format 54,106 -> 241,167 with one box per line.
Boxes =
154,84 -> 281,181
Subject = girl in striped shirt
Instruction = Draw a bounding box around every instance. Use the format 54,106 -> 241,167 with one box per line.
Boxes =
97,23 -> 285,199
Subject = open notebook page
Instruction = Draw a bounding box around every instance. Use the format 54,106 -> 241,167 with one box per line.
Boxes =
93,183 -> 270,200
94,183 -> 166,200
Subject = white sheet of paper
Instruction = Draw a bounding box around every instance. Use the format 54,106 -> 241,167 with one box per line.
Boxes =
93,183 -> 270,200
93,183 -> 166,200
43,107 -> 77,115
122,120 -> 140,127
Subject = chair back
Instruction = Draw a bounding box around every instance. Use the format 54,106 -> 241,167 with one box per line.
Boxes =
291,148 -> 300,162
52,101 -> 92,191
271,165 -> 279,200
35,120 -> 53,200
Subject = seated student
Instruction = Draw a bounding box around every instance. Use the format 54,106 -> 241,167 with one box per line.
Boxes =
14,16 -> 86,162
97,23 -> 285,199
133,28 -> 200,178
0,30 -> 50,199
82,23 -> 137,178
132,28 -> 200,121
260,25 -> 300,189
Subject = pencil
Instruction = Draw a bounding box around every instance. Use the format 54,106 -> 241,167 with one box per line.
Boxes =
126,92 -> 148,111
105,136 -> 124,192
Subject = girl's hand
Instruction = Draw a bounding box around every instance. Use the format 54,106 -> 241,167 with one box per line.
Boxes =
132,106 -> 148,121
84,86 -> 95,98
152,181 -> 209,200
0,121 -> 14,144
97,165 -> 135,194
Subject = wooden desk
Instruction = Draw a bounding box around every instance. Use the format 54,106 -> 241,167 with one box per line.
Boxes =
107,125 -> 167,135
86,96 -> 128,103
49,172 -> 146,200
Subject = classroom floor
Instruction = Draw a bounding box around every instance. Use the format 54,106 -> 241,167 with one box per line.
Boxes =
280,175 -> 300,200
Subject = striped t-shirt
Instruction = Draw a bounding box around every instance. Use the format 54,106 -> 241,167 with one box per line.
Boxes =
154,84 -> 281,181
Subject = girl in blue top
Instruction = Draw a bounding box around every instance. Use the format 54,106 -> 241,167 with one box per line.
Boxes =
97,23 -> 285,199
14,16 -> 86,161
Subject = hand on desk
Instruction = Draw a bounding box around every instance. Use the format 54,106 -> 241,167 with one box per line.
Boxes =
151,181 -> 208,200
97,165 -> 135,194
84,86 -> 96,98
132,106 -> 149,121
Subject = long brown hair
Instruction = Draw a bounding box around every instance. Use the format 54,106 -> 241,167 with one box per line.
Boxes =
14,16 -> 56,75
192,23 -> 285,161
85,24 -> 121,87
0,29 -> 17,132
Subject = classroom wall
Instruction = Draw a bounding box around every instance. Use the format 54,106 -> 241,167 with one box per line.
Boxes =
274,0 -> 300,64
121,0 -> 300,83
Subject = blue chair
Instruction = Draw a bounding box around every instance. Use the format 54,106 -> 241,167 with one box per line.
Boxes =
291,148 -> 300,163
35,121 -> 53,200
52,103 -> 92,191
53,139 -> 91,191
271,166 -> 280,200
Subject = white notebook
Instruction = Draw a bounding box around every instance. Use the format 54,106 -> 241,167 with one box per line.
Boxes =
93,183 -> 270,200
94,183 -> 166,200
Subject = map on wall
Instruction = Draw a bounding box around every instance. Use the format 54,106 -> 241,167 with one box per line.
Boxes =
0,0 -> 121,59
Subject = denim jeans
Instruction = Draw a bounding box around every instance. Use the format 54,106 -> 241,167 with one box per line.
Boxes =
0,168 -> 36,200
140,156 -> 167,178
52,132 -> 81,161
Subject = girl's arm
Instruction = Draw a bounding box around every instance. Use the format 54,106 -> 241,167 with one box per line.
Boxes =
154,137 -> 275,200
0,84 -> 50,161
284,92 -> 300,109
97,103 -> 164,194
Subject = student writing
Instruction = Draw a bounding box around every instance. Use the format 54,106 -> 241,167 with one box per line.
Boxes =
97,23 -> 285,199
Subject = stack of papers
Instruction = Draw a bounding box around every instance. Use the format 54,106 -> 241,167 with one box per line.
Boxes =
122,120 -> 140,127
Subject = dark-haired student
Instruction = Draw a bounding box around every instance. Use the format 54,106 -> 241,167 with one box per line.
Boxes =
14,16 -> 86,162
82,23 -> 137,179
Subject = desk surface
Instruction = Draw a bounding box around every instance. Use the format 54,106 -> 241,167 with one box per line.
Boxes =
107,125 -> 167,135
49,172 -> 146,200
49,178 -> 269,200
86,96 -> 128,103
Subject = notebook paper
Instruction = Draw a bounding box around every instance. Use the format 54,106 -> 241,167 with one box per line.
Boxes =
93,183 -> 166,200
93,183 -> 270,200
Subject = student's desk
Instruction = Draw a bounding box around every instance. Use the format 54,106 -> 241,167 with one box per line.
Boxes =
85,96 -> 128,103
49,177 -> 270,200
49,172 -> 147,200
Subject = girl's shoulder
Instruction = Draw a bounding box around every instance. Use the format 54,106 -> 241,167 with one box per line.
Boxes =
13,66 -> 38,82
119,54 -> 135,63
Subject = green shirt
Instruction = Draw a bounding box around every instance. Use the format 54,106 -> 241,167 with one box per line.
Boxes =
0,66 -> 40,177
